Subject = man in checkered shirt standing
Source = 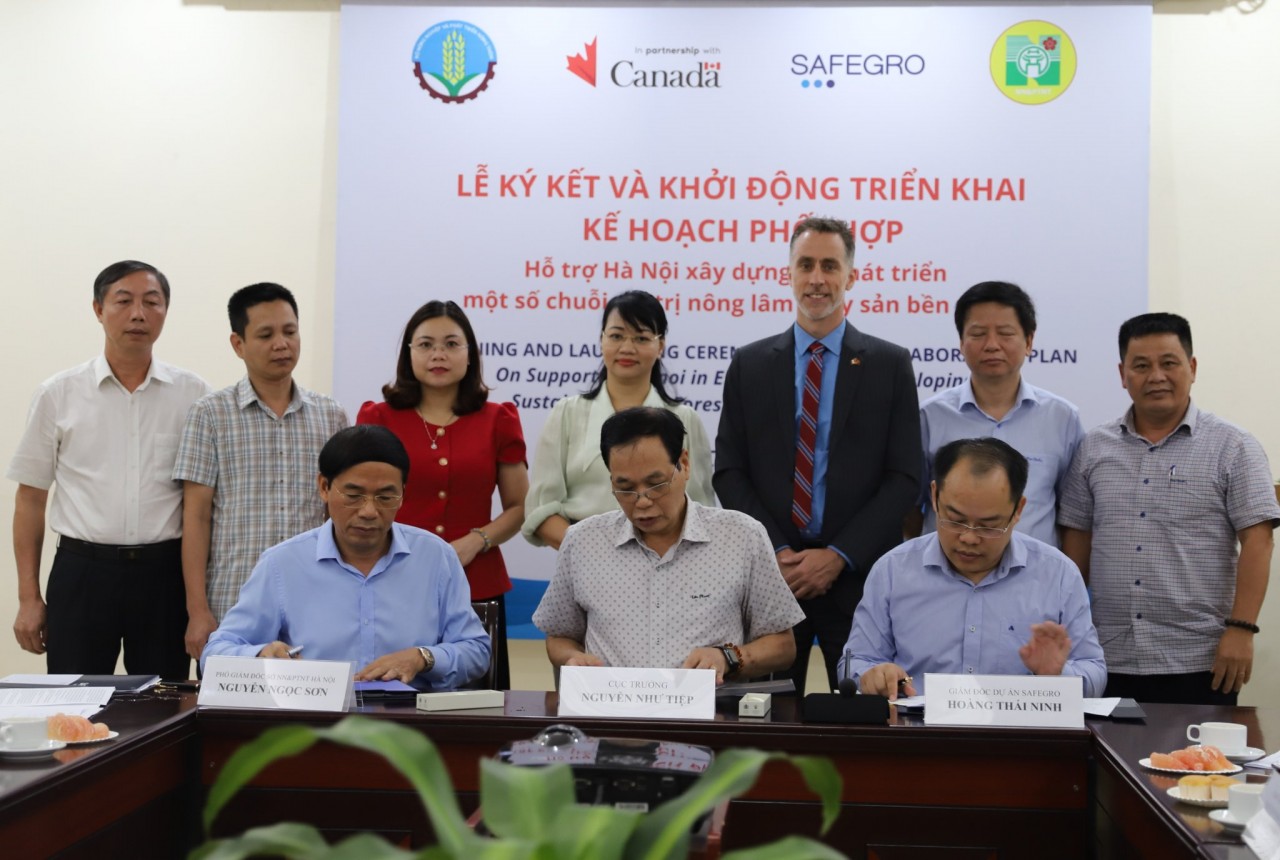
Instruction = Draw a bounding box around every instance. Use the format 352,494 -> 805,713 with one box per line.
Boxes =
173,283 -> 347,662
1058,313 -> 1279,705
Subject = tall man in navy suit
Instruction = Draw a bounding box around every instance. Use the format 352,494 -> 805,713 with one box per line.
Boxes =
715,217 -> 921,693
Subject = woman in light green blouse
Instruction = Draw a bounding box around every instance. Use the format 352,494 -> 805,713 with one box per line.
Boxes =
522,290 -> 715,549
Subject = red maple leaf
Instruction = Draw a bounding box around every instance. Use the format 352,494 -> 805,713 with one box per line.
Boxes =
1042,36 -> 1058,51
567,38 -> 597,87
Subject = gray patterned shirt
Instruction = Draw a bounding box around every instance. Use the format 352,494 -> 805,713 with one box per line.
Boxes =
533,500 -> 806,669
1057,402 -> 1280,674
173,377 -> 348,620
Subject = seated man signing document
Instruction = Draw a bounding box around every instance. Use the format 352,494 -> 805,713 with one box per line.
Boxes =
533,407 -> 805,683
840,438 -> 1105,698
202,425 -> 490,689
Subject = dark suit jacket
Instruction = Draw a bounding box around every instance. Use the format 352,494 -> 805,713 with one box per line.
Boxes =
714,322 -> 922,614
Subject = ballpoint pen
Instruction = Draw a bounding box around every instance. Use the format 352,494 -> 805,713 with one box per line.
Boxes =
286,645 -> 304,658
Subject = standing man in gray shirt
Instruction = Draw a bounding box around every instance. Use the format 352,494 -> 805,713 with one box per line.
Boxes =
9,261 -> 210,678
1058,313 -> 1279,704
173,283 -> 347,660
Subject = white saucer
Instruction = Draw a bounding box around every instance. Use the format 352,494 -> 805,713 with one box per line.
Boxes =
0,739 -> 66,759
1208,809 -> 1251,830
1225,746 -> 1267,763
1166,786 -> 1230,808
64,730 -> 119,746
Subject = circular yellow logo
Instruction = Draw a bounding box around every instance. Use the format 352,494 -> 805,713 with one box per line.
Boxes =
990,21 -> 1076,105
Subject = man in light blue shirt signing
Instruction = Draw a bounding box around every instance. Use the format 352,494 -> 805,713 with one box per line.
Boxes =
202,425 -> 490,690
841,437 -> 1105,699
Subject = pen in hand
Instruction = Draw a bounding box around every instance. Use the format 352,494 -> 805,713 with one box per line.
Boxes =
286,645 -> 304,658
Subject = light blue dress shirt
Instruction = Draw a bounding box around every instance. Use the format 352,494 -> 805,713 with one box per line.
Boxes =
202,522 -> 491,690
839,531 -> 1106,696
792,322 -> 846,540
919,379 -> 1084,546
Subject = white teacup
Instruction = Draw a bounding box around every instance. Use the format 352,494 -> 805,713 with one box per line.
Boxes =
0,716 -> 49,749
1187,721 -> 1248,755
1227,782 -> 1265,825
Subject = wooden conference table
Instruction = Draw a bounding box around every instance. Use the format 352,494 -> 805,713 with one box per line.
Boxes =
0,690 -> 1273,859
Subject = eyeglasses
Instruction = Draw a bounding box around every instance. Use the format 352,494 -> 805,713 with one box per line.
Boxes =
336,492 -> 403,509
602,332 -> 661,348
410,341 -> 468,354
611,468 -> 678,503
936,512 -> 1016,540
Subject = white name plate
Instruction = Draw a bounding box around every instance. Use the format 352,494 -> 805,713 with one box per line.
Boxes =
923,673 -> 1083,728
199,656 -> 354,712
559,667 -> 715,720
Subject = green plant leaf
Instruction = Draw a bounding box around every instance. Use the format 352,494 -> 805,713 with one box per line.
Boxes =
310,717 -> 474,856
189,822 -> 330,860
722,835 -> 848,860
202,725 -> 321,834
478,759 -> 575,841
464,839 -> 567,860
626,748 -> 770,860
625,749 -> 844,860
323,832 -> 422,860
784,755 -> 843,835
547,804 -> 641,860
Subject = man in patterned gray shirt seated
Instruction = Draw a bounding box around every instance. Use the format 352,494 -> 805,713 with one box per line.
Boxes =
533,407 -> 806,684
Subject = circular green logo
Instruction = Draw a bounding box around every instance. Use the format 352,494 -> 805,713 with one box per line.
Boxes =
990,21 -> 1076,105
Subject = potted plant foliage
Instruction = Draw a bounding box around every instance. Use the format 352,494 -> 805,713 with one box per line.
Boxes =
193,715 -> 846,860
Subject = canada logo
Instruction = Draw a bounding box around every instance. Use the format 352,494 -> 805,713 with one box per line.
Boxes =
567,37 -> 597,86
412,20 -> 497,103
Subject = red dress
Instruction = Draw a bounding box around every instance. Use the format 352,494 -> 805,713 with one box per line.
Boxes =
356,400 -> 526,600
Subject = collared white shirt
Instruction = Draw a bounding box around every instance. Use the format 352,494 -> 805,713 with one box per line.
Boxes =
7,355 -> 210,544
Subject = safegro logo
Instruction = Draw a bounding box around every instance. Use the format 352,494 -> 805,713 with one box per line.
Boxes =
990,21 -> 1076,105
412,20 -> 497,103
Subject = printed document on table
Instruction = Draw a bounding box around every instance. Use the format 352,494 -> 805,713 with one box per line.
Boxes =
0,687 -> 114,708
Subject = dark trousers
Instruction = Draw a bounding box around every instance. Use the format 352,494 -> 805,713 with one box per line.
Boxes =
45,539 -> 190,680
1105,671 -> 1239,706
777,594 -> 852,696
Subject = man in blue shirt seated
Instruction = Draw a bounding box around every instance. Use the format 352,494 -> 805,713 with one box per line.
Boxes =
201,425 -> 491,689
840,437 -> 1105,699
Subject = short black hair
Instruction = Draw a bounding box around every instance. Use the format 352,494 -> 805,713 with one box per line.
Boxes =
953,281 -> 1037,338
318,426 -> 410,485
382,300 -> 489,415
228,283 -> 299,336
1118,312 -> 1193,361
93,261 -> 170,306
789,217 -> 855,266
600,407 -> 685,468
934,438 -> 1028,504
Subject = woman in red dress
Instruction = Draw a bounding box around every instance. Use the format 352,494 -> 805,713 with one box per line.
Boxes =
358,301 -> 527,688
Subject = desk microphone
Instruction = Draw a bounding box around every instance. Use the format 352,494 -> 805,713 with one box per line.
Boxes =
804,675 -> 889,724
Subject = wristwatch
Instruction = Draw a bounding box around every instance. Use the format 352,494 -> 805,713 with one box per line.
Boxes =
718,644 -> 742,679
417,646 -> 435,673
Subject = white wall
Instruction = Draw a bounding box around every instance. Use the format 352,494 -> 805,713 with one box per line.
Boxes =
1,0 -> 1277,708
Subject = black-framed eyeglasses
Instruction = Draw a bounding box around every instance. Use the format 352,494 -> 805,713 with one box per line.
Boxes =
611,467 -> 678,503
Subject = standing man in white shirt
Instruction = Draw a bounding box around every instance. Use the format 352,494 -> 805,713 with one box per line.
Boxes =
8,261 -> 211,678
173,282 -> 347,661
